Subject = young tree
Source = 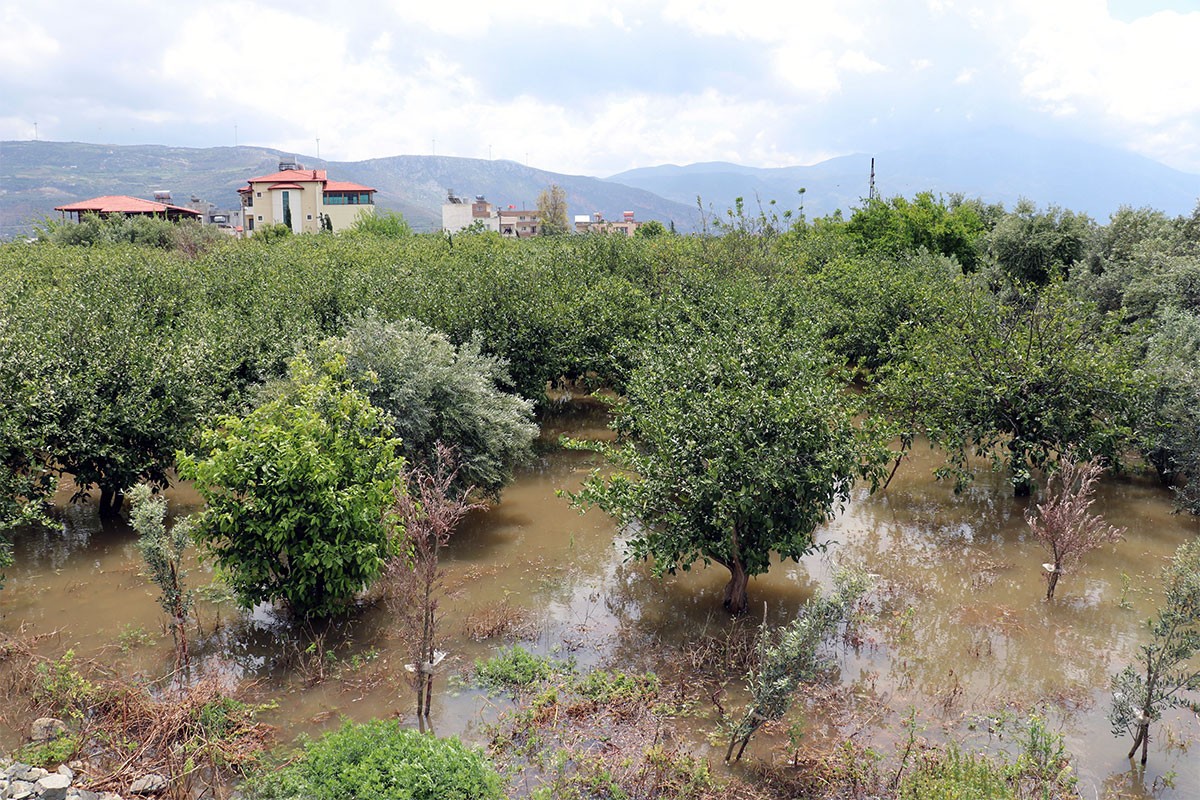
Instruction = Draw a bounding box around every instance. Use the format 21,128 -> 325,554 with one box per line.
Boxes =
1026,454 -> 1124,601
572,307 -> 887,615
305,315 -> 537,501
536,184 -> 570,236
177,357 -> 406,619
389,445 -> 484,728
726,569 -> 870,761
127,483 -> 193,670
1109,538 -> 1200,766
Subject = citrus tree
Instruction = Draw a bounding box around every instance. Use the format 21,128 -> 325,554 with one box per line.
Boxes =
572,304 -> 887,614
178,357 -> 405,618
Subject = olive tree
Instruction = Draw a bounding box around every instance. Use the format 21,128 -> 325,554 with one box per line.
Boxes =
305,315 -> 537,501
178,357 -> 405,619
1109,538 -> 1200,766
572,309 -> 887,615
128,484 -> 194,670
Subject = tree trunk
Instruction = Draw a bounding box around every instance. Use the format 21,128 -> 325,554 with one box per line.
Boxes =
1045,565 -> 1061,601
720,522 -> 748,618
98,485 -> 123,518
723,560 -> 749,616
1128,722 -> 1149,764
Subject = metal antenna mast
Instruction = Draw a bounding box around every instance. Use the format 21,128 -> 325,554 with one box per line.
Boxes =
869,157 -> 876,201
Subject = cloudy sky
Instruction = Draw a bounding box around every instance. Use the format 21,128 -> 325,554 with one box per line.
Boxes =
2,0 -> 1198,177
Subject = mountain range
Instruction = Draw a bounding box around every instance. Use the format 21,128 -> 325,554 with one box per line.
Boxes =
2,130 -> 1199,238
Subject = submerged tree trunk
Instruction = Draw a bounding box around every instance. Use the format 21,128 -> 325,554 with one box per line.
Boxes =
98,485 -> 123,518
722,523 -> 750,615
1045,563 -> 1061,601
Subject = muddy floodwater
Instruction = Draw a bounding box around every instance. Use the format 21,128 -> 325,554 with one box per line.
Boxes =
3,397 -> 1198,798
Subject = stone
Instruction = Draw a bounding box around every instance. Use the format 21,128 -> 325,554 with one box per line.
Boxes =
97,794 -> 125,800
57,764 -> 75,781
8,779 -> 35,800
128,773 -> 168,795
10,765 -> 46,782
67,762 -> 84,772
30,718 -> 68,743
37,773 -> 71,800
72,790 -> 101,800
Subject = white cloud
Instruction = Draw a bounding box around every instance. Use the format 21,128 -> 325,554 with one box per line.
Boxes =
1011,0 -> 1200,166
0,7 -> 60,74
954,68 -> 975,84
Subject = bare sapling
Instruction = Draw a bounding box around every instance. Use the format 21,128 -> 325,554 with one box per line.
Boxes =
1026,454 -> 1124,601
127,484 -> 194,672
389,444 -> 484,730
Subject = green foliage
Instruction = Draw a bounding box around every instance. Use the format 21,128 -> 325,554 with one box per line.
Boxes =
33,651 -> 96,721
178,359 -> 405,618
536,184 -> 570,236
253,222 -> 293,243
306,315 -> 537,500
349,210 -> 413,238
0,244 -> 206,513
899,746 -> 1015,800
572,302 -> 888,613
16,733 -> 79,768
635,219 -> 667,238
38,212 -> 180,249
1134,308 -> 1200,509
1109,538 -> 1200,765
845,192 -> 990,271
873,279 -> 1137,495
246,720 -> 504,800
986,200 -> 1093,285
474,646 -> 570,693
128,483 -> 194,666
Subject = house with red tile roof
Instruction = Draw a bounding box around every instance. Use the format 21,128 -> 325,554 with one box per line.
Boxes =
238,160 -> 376,235
54,195 -> 203,223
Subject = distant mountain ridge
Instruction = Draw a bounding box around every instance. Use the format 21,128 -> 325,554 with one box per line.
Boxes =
0,141 -> 698,237
608,131 -> 1200,222
4,131 -> 1199,238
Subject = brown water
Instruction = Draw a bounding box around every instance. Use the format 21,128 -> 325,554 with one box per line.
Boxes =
2,399 -> 1198,798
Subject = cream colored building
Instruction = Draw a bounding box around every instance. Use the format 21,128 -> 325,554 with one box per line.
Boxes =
238,161 -> 376,234
442,192 -> 501,233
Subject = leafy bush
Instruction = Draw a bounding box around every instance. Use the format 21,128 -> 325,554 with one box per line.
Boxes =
246,720 -> 503,800
474,646 -> 569,693
178,357 -> 405,618
308,315 -> 537,500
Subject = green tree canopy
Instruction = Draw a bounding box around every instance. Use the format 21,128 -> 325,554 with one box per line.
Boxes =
536,184 -> 570,236
296,315 -> 537,500
873,280 -> 1137,495
572,304 -> 888,614
178,356 -> 405,618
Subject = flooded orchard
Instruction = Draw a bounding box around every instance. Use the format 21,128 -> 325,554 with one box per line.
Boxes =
2,397 -> 1197,798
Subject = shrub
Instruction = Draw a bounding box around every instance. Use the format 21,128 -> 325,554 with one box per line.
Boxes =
246,720 -> 503,800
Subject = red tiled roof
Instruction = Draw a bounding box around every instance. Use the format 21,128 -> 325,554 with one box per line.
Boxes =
247,169 -> 327,184
323,180 -> 375,192
54,195 -> 202,217
266,183 -> 304,190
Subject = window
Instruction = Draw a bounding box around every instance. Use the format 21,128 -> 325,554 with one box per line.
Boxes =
322,191 -> 374,205
248,218 -> 255,231
256,192 -> 262,198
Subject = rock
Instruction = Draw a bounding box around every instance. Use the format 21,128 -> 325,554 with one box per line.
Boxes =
57,764 -> 75,781
96,794 -> 125,800
8,779 -> 35,800
71,790 -> 101,800
30,718 -> 68,743
37,773 -> 71,800
67,761 -> 84,772
128,773 -> 168,795
9,765 -> 47,782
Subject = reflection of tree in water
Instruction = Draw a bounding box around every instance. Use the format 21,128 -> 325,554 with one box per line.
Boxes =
9,503 -> 128,572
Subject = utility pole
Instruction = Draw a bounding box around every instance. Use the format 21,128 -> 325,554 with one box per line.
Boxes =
33,122 -> 37,141
869,157 -> 876,201
316,136 -> 320,160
